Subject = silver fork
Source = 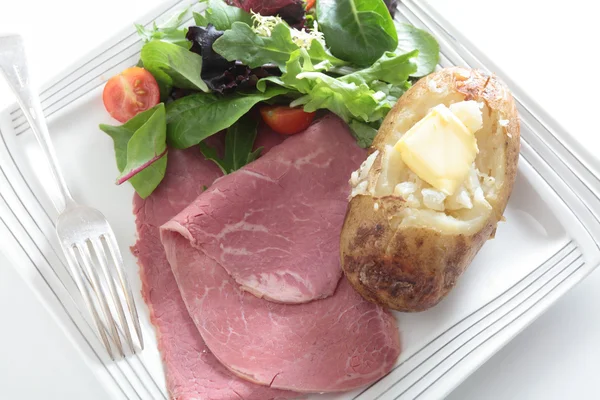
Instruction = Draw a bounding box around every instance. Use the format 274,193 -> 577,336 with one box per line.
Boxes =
0,35 -> 143,359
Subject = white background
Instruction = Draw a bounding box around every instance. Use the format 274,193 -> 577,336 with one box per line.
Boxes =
0,0 -> 599,398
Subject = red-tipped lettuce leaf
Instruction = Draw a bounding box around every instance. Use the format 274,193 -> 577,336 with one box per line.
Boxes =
225,0 -> 305,27
186,24 -> 281,93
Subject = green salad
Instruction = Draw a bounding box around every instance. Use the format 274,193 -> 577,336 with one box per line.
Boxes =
99,0 -> 439,198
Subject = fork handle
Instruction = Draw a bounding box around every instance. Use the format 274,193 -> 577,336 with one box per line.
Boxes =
0,35 -> 75,212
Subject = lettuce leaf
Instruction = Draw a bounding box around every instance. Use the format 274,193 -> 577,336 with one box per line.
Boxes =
257,48 -> 417,147
341,50 -> 418,85
213,21 -> 346,70
213,22 -> 300,69
290,72 -> 383,122
259,49 -> 415,121
186,24 -> 283,93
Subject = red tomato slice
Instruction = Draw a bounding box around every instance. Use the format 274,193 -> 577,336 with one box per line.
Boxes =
259,105 -> 316,135
102,67 -> 160,123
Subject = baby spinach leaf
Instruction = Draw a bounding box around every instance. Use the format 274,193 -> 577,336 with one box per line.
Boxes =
141,40 -> 209,100
99,104 -> 168,198
197,0 -> 253,30
166,86 -> 289,148
316,0 -> 398,66
395,22 -> 439,77
199,114 -> 261,174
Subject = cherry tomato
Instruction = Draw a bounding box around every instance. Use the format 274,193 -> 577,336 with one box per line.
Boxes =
305,0 -> 316,10
102,67 -> 160,123
259,105 -> 316,135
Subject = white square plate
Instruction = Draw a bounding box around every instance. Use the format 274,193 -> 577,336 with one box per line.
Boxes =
1,1 -> 599,399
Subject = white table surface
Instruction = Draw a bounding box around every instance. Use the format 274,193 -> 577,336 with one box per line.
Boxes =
0,0 -> 599,399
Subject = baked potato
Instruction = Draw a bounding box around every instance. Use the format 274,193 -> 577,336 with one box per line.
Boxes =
340,67 -> 520,312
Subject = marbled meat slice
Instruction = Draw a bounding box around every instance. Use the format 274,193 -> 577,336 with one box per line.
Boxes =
134,145 -> 294,400
161,232 -> 401,393
162,116 -> 366,303
161,118 -> 401,392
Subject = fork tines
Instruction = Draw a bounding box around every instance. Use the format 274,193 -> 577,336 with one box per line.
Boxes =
62,233 -> 143,360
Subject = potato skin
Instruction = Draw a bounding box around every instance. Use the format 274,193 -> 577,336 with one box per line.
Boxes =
340,67 -> 520,312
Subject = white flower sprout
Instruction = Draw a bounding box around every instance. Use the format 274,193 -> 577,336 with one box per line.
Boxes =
291,21 -> 326,49
251,13 -> 284,37
251,12 -> 326,49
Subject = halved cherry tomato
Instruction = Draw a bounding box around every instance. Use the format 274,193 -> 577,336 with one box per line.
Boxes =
259,105 -> 316,135
102,67 -> 160,123
305,0 -> 316,10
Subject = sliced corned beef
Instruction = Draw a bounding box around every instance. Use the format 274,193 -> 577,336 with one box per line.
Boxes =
133,146 -> 294,400
160,118 -> 401,392
161,232 -> 401,393
161,115 -> 365,304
